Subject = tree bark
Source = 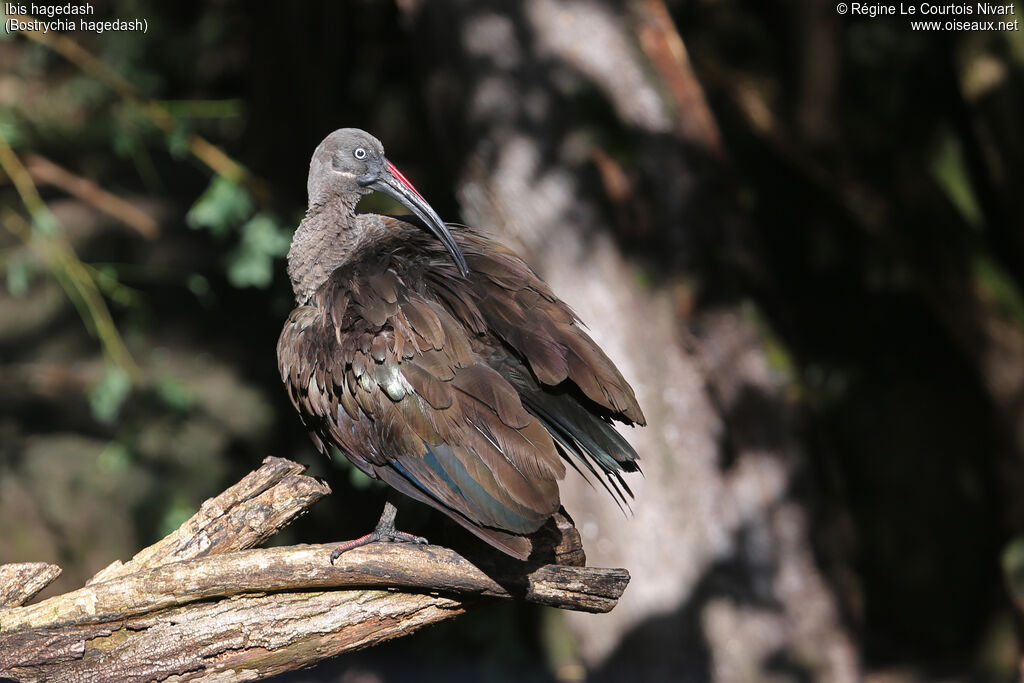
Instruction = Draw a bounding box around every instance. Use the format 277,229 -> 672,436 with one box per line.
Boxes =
0,457 -> 629,682
0,564 -> 62,609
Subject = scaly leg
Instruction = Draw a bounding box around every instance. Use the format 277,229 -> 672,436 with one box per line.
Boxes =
329,497 -> 428,564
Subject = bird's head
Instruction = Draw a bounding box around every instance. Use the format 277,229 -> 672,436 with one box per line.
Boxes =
307,128 -> 469,277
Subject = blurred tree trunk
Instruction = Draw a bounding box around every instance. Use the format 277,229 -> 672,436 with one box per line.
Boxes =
402,0 -> 858,679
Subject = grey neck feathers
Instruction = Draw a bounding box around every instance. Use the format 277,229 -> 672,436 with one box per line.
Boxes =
287,196 -> 387,305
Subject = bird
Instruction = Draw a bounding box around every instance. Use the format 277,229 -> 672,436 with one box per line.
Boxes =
278,128 -> 645,561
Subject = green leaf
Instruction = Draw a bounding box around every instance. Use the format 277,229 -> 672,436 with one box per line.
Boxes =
186,175 -> 253,236
974,254 -> 1024,326
186,273 -> 211,297
166,124 -> 191,160
31,210 -> 60,236
155,377 -> 195,412
1003,537 -> 1024,602
0,5 -> 14,40
88,365 -> 132,424
5,257 -> 33,297
931,129 -> 982,228
225,245 -> 273,288
111,126 -> 136,157
158,495 -> 198,537
225,213 -> 291,289
96,441 -> 133,473
0,109 -> 23,145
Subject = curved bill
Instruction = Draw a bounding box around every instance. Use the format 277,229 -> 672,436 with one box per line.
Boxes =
359,159 -> 470,277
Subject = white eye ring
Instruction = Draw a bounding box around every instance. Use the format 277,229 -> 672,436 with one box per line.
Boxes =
354,148 -> 367,160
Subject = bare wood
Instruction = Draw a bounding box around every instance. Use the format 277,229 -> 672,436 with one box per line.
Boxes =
89,456 -> 329,584
0,457 -> 628,681
24,154 -> 159,239
3,590 -> 465,682
3,543 -> 625,633
0,564 -> 62,609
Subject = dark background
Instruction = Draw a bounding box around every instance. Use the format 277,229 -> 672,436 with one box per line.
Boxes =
1,1 -> 1023,680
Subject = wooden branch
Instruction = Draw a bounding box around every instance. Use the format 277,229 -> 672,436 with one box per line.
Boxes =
0,564 -> 61,609
3,590 -> 466,682
632,0 -> 724,157
24,154 -> 159,239
4,544 -> 625,633
0,457 -> 630,681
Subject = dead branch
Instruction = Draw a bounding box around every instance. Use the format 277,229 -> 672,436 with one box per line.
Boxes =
631,0 -> 724,157
0,457 -> 630,681
24,155 -> 159,239
0,564 -> 61,609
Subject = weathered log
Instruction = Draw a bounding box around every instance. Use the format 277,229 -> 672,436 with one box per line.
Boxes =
0,564 -> 61,609
2,543 -> 627,633
0,457 -> 629,681
2,590 -> 466,682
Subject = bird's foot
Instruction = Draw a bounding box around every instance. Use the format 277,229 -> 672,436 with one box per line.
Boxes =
329,499 -> 428,564
329,529 -> 428,563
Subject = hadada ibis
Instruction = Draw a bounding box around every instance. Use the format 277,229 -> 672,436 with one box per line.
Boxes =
278,128 -> 645,561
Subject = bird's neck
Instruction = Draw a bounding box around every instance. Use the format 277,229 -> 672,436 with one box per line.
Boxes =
287,198 -> 386,305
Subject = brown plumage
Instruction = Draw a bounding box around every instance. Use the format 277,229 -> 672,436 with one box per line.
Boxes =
278,129 -> 645,560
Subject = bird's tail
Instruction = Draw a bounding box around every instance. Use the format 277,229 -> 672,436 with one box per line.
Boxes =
507,368 -> 641,511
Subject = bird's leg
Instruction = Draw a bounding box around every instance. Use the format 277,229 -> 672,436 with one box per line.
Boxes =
329,497 -> 428,563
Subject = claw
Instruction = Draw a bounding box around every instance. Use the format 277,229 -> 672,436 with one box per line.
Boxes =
329,500 -> 428,564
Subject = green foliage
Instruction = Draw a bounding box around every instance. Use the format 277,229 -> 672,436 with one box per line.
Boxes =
165,123 -> 191,160
974,255 -> 1024,326
109,103 -> 161,162
185,273 -> 210,295
186,175 -> 254,236
0,108 -> 24,146
226,213 -> 291,289
159,99 -> 244,120
155,377 -> 195,413
59,75 -> 110,111
187,176 -> 290,289
90,265 -> 140,307
88,364 -> 132,423
631,267 -> 652,289
1002,536 -> 1024,602
931,129 -> 982,228
30,210 -> 60,237
745,300 -> 795,376
0,5 -> 14,39
4,257 -> 33,297
96,441 -> 134,474
158,494 -> 198,537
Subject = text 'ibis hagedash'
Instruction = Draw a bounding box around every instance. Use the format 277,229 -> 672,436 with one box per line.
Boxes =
278,129 -> 645,561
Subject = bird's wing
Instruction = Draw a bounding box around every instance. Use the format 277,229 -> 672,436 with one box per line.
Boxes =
278,254 -> 565,557
431,231 -> 646,427
416,230 -> 645,508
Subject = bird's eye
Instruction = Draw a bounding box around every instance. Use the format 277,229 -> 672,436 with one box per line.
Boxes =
354,148 -> 367,160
